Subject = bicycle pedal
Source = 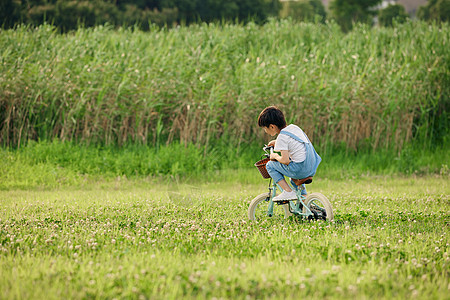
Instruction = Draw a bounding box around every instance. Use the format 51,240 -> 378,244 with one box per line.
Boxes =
275,200 -> 291,205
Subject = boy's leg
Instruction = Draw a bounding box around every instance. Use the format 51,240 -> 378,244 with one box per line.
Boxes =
301,184 -> 307,195
266,161 -> 292,191
286,162 -> 309,196
266,161 -> 297,200
290,178 -> 298,190
267,161 -> 307,193
265,161 -> 285,185
290,179 -> 307,195
276,179 -> 292,192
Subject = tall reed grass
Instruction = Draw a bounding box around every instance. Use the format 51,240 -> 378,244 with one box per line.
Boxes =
0,20 -> 448,152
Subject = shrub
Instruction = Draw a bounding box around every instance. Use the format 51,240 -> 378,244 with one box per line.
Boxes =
417,0 -> 450,22
378,4 -> 409,27
0,0 -> 21,28
280,0 -> 326,23
329,0 -> 381,32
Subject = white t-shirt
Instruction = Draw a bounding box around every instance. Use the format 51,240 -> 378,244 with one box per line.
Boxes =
274,124 -> 308,162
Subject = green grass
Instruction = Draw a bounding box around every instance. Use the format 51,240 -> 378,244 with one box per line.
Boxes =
1,140 -> 448,190
0,175 -> 448,299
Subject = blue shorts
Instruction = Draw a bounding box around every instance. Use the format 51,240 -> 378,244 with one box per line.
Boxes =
266,160 -> 309,193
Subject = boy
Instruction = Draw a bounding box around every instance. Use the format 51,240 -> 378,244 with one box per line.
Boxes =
258,106 -> 321,201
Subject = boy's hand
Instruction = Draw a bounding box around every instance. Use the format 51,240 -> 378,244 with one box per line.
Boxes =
270,150 -> 290,165
268,140 -> 276,147
270,153 -> 280,161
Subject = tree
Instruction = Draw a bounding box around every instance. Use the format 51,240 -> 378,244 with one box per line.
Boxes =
236,0 -> 280,23
378,4 -> 409,27
162,0 -> 280,24
280,0 -> 326,23
417,0 -> 450,23
308,0 -> 327,22
0,0 -> 21,28
2,0 -> 281,30
329,0 -> 381,32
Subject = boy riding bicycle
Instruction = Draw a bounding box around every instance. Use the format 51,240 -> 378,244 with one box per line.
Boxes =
258,106 -> 321,202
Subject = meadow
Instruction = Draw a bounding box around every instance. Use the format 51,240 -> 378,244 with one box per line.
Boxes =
0,174 -> 448,299
1,18 -> 449,299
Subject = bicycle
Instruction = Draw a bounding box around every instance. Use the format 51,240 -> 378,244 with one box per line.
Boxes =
248,145 -> 334,222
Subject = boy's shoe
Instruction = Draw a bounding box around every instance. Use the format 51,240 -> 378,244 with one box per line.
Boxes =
273,190 -> 298,202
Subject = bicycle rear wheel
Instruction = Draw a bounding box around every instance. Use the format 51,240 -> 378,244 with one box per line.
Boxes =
248,193 -> 290,221
302,192 -> 334,221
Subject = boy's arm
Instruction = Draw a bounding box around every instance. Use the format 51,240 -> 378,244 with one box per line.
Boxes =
270,150 -> 290,165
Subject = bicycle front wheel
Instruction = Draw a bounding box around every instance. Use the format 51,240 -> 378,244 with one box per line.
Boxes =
248,193 -> 290,221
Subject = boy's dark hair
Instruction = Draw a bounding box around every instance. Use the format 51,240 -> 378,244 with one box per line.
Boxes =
258,106 -> 287,129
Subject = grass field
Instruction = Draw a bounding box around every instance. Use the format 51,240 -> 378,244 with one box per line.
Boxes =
1,173 -> 448,299
1,18 -> 448,299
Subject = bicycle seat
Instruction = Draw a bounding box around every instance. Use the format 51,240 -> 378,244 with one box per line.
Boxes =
292,177 -> 313,185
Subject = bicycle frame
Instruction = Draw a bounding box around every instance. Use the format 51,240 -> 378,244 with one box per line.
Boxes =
265,178 -> 314,218
261,145 -> 314,218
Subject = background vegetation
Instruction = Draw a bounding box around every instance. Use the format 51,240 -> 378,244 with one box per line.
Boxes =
378,4 -> 410,27
0,0 -> 280,31
417,0 -> 450,23
2,0 -> 450,33
1,21 -> 449,181
329,0 -> 382,32
279,0 -> 327,23
1,20 -> 448,148
1,3 -> 449,180
1,139 -> 449,190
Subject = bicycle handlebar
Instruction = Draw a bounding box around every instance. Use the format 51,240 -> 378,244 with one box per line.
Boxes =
263,145 -> 274,151
263,145 -> 274,158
